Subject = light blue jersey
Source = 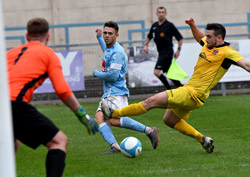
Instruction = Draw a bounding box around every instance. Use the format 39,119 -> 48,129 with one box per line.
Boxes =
94,32 -> 153,151
94,36 -> 129,98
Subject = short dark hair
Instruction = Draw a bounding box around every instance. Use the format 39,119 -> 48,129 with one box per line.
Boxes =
104,21 -> 119,33
157,6 -> 167,12
27,17 -> 49,37
206,23 -> 226,40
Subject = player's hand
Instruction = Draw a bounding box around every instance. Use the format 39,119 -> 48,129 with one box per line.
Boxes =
93,69 -> 98,77
95,27 -> 102,36
75,106 -> 99,135
185,17 -> 195,26
174,50 -> 180,58
78,114 -> 99,135
144,45 -> 149,53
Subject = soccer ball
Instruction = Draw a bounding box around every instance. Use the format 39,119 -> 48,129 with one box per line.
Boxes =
120,137 -> 142,158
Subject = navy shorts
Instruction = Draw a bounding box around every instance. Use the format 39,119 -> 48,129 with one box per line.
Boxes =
155,49 -> 173,73
11,101 -> 59,149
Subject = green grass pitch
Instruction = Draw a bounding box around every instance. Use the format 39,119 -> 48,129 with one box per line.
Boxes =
16,95 -> 250,177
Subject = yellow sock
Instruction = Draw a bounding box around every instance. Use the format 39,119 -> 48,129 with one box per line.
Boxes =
112,102 -> 147,117
174,119 -> 203,143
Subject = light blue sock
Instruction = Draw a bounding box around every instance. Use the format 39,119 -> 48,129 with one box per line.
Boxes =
120,117 -> 146,133
99,122 -> 117,146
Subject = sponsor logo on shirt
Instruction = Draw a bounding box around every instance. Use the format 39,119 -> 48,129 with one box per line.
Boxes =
199,52 -> 212,63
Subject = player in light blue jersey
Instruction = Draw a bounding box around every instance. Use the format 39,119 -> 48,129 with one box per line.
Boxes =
93,21 -> 159,154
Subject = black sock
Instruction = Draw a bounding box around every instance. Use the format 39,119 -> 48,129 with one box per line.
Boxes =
46,149 -> 66,177
158,74 -> 171,89
171,79 -> 183,87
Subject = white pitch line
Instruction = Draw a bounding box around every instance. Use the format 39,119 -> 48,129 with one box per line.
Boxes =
139,163 -> 250,174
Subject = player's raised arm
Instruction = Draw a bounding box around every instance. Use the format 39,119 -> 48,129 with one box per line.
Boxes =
95,27 -> 106,52
185,17 -> 205,43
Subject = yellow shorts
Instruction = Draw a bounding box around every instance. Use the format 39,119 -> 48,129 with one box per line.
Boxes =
166,86 -> 204,120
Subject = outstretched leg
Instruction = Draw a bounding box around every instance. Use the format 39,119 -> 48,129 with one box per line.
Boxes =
108,117 -> 159,149
163,109 -> 214,153
95,111 -> 120,154
103,91 -> 168,119
163,109 -> 203,142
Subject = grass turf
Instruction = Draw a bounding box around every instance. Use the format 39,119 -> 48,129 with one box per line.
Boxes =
16,95 -> 250,177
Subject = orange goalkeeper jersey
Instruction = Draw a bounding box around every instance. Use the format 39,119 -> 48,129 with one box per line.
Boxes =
7,41 -> 72,103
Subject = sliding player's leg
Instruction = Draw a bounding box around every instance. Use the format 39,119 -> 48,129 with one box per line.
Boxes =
163,86 -> 214,153
102,91 -> 168,119
163,109 -> 214,153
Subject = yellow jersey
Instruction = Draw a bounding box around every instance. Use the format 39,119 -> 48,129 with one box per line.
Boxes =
186,37 -> 243,102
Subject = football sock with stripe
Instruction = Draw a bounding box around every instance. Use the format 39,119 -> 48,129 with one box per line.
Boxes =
120,117 -> 147,133
99,122 -> 117,146
112,102 -> 147,117
46,149 -> 66,177
174,119 -> 203,143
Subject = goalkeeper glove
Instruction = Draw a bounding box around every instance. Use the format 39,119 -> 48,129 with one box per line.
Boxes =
74,106 -> 99,135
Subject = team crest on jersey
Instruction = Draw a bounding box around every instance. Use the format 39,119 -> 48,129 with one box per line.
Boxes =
105,54 -> 108,58
113,54 -> 117,60
212,50 -> 219,55
160,32 -> 165,37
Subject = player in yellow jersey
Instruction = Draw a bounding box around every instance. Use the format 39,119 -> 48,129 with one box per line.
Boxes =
101,17 -> 250,153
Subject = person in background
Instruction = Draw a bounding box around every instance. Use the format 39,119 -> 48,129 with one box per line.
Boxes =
144,6 -> 183,89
